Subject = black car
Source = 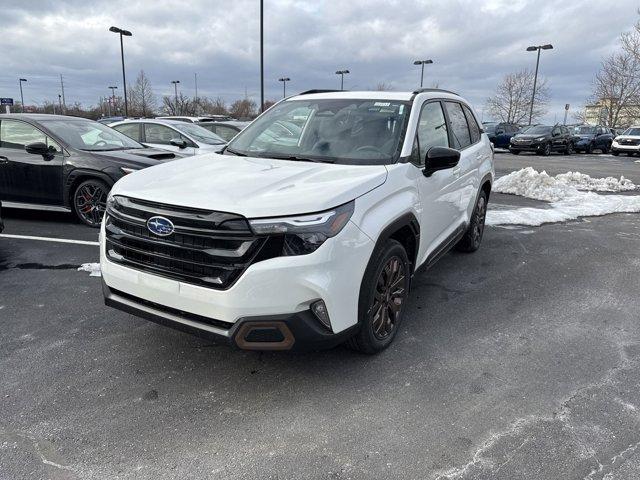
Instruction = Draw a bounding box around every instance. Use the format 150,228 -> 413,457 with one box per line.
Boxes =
509,124 -> 574,156
483,122 -> 520,149
0,114 -> 179,227
0,199 -> 3,234
571,125 -> 614,154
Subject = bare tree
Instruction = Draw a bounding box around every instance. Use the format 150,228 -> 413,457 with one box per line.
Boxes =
375,82 -> 392,91
161,92 -> 195,115
229,98 -> 258,119
197,96 -> 228,115
129,70 -> 156,117
486,69 -> 549,124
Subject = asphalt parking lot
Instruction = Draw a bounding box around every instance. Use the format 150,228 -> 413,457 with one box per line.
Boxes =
1,152 -> 640,480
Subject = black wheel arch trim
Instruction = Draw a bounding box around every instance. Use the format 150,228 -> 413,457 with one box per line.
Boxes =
371,212 -> 420,273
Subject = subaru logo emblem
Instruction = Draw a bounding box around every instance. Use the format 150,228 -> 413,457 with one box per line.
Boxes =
147,216 -> 175,236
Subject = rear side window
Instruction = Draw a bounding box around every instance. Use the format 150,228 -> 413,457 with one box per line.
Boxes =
113,123 -> 141,142
462,105 -> 481,144
444,102 -> 471,149
413,101 -> 449,165
0,119 -> 47,149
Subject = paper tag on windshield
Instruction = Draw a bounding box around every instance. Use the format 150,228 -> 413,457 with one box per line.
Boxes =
374,102 -> 391,107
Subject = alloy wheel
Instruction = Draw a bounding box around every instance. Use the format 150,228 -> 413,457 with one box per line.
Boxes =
473,195 -> 487,247
75,182 -> 107,226
371,256 -> 406,340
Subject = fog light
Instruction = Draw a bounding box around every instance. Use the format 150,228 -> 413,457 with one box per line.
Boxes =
311,300 -> 332,331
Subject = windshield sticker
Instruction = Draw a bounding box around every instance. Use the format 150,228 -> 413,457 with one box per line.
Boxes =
374,102 -> 391,107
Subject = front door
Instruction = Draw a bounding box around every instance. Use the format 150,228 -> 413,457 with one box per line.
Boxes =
143,123 -> 197,155
412,100 -> 462,263
0,119 -> 64,205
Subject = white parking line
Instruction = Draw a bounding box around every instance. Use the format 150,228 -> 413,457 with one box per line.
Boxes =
0,234 -> 99,246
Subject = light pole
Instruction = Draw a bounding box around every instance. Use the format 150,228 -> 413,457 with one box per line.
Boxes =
58,94 -> 63,112
278,77 -> 290,98
171,80 -> 180,114
109,26 -> 132,117
335,69 -> 350,90
260,0 -> 264,112
108,86 -> 117,116
19,78 -> 27,112
526,44 -> 553,125
413,59 -> 433,88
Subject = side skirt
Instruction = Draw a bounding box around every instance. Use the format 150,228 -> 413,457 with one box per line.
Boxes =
2,201 -> 71,212
415,223 -> 467,274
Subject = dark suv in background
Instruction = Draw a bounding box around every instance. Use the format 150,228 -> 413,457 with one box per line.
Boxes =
509,124 -> 574,156
571,125 -> 614,153
0,114 -> 179,227
483,122 -> 520,149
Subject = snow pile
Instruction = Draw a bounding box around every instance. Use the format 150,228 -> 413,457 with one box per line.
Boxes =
78,263 -> 101,277
487,168 -> 640,226
555,171 -> 636,192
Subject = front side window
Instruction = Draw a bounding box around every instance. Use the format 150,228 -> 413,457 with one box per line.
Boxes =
226,98 -> 411,165
444,102 -> 471,149
413,101 -> 449,165
462,105 -> 481,143
42,119 -> 142,151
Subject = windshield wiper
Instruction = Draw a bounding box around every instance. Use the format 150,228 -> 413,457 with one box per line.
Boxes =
267,154 -> 334,163
223,147 -> 247,156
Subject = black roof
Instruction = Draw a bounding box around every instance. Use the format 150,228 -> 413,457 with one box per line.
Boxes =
0,113 -> 92,121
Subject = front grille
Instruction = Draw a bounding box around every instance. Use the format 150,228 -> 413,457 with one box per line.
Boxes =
105,196 -> 272,289
619,138 -> 640,146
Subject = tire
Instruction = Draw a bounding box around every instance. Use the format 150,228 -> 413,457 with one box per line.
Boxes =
601,143 -> 610,154
72,179 -> 109,227
612,151 -> 619,156
586,143 -> 593,154
347,239 -> 411,354
541,142 -> 552,156
510,149 -> 520,155
564,142 -> 574,155
456,190 -> 488,253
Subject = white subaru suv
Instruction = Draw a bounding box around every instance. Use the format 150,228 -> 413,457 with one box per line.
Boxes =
100,89 -> 494,353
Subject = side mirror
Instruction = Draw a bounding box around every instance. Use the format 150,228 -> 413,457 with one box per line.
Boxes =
423,146 -> 460,177
170,138 -> 188,149
25,142 -> 54,160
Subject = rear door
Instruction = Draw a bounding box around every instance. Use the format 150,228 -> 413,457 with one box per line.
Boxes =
445,101 -> 484,221
0,119 -> 65,205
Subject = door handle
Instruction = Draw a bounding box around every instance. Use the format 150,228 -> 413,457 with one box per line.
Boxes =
0,156 -> 8,165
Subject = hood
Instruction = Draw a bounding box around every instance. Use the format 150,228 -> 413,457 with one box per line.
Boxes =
513,133 -> 548,140
576,134 -> 595,140
615,135 -> 640,141
111,153 -> 388,218
197,143 -> 226,153
90,148 -> 179,168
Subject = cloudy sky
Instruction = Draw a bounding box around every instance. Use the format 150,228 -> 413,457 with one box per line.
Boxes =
0,0 -> 638,122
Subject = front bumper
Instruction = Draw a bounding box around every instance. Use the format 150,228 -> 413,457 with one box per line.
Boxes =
509,141 -> 545,152
611,143 -> 640,153
100,220 -> 374,350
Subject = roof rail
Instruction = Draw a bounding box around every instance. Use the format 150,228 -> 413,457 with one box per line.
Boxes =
297,89 -> 344,95
412,88 -> 459,96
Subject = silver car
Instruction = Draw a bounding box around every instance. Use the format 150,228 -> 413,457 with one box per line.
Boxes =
109,119 -> 226,156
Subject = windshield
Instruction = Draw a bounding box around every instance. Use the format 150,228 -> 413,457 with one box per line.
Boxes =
42,119 -> 143,151
622,127 -> 640,136
577,126 -> 597,134
172,123 -> 225,145
523,125 -> 552,135
226,98 -> 411,164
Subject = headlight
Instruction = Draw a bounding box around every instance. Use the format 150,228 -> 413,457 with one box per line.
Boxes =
535,137 -> 546,142
249,201 -> 354,255
120,167 -> 138,175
